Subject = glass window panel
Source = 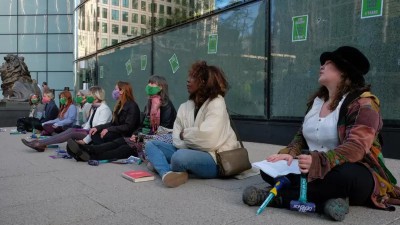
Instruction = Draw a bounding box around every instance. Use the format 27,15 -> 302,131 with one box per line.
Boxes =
103,0 -> 108,3
132,13 -> 138,23
112,10 -> 119,20
122,25 -> 128,35
153,1 -> 266,117
111,39 -> 118,45
159,5 -> 164,14
22,54 -> 46,71
130,27 -> 138,36
140,15 -> 146,24
48,15 -> 73,33
141,1 -> 146,11
18,16 -> 46,33
48,72 -> 74,92
38,72 -> 47,84
18,35 -> 47,52
112,0 -> 119,6
132,0 -> 138,9
48,34 -> 73,52
112,24 -> 119,34
0,16 -> 17,34
18,0 -> 47,15
122,11 -> 129,22
102,8 -> 108,18
122,0 -> 129,7
48,0 -> 74,14
48,54 -> 74,71
0,0 -> 17,15
0,35 -> 17,52
102,23 -> 108,33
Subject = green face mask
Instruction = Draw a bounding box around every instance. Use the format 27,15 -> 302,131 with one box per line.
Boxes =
60,97 -> 67,105
145,85 -> 161,96
75,96 -> 83,104
86,96 -> 95,103
31,99 -> 38,104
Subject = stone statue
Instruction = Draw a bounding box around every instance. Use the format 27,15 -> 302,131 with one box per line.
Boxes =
0,54 -> 39,102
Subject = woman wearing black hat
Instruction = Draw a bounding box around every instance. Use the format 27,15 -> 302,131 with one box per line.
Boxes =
242,46 -> 400,221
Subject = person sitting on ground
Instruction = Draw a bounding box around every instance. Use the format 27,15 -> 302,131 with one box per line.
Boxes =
242,46 -> 400,221
144,61 -> 240,188
67,75 -> 177,162
16,94 -> 45,132
74,89 -> 92,128
36,90 -> 60,130
77,81 -> 141,146
21,86 -> 112,152
41,90 -> 77,135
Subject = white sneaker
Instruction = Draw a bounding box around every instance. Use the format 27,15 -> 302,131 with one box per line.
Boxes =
162,171 -> 189,188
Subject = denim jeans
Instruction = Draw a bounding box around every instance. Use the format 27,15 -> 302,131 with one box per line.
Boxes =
145,140 -> 219,178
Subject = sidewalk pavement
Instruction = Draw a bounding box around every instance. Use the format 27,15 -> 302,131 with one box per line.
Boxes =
0,127 -> 399,225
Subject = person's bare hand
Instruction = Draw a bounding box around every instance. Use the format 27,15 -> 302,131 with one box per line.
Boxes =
266,153 -> 294,166
129,134 -> 137,142
76,140 -> 85,145
100,129 -> 108,138
89,128 -> 97,135
298,154 -> 312,173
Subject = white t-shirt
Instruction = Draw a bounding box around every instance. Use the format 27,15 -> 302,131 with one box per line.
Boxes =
302,95 -> 347,152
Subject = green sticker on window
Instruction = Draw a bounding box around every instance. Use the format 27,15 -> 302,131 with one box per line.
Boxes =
99,66 -> 104,79
169,54 -> 179,74
125,59 -> 132,76
141,55 -> 147,70
361,0 -> 383,19
208,34 -> 218,54
292,15 -> 308,42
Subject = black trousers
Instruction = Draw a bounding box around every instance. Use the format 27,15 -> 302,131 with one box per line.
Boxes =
85,137 -> 138,160
261,162 -> 374,210
16,117 -> 43,132
91,131 -> 123,145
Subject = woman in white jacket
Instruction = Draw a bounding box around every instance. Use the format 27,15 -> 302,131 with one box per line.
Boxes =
21,86 -> 112,152
145,61 -> 239,188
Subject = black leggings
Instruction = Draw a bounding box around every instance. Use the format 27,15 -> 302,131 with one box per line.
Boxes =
261,162 -> 374,210
85,137 -> 138,160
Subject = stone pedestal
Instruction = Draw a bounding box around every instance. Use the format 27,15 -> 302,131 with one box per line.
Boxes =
0,101 -> 30,127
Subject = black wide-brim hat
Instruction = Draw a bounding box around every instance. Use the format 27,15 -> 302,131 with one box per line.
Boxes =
320,46 -> 370,77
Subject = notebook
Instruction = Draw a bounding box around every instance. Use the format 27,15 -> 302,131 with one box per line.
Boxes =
121,170 -> 155,183
252,159 -> 301,178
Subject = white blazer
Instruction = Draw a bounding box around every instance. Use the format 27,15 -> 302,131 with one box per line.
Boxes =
173,95 -> 239,162
82,102 -> 112,144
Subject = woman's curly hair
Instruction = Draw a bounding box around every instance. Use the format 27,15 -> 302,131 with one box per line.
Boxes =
188,61 -> 228,108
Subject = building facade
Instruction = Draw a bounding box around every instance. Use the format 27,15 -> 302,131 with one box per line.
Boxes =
0,0 -> 74,99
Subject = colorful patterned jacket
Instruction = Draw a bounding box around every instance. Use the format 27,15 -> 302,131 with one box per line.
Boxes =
278,91 -> 400,210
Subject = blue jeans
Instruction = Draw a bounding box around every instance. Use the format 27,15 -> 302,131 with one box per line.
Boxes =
145,140 -> 219,178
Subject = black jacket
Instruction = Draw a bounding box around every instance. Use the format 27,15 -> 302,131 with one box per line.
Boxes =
95,100 -> 140,137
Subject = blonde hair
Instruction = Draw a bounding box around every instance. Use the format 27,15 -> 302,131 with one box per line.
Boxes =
89,86 -> 106,102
